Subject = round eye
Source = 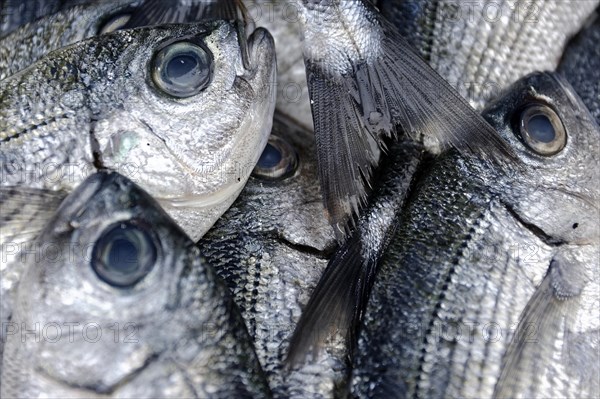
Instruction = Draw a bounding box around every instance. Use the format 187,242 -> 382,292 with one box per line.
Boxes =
92,222 -> 157,287
252,135 -> 298,180
98,13 -> 132,35
519,104 -> 566,156
152,41 -> 212,98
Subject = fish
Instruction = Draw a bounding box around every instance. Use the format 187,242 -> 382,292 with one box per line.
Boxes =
0,0 -> 140,80
287,0 -> 599,364
289,0 -> 515,236
0,20 -> 276,244
1,171 -> 271,398
379,0 -> 600,111
558,8 -> 600,124
350,72 -> 600,398
197,111 -> 344,398
0,20 -> 275,375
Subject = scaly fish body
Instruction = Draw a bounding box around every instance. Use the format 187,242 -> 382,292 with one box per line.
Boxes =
0,21 -> 275,372
198,112 -> 344,398
1,171 -> 270,397
380,0 -> 600,111
351,72 -> 600,398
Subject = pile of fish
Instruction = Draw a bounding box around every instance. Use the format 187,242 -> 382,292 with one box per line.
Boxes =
1,0 -> 598,398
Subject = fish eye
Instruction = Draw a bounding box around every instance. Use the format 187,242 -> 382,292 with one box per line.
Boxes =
518,104 -> 566,156
152,41 -> 213,98
98,13 -> 132,34
91,222 -> 157,288
252,135 -> 299,180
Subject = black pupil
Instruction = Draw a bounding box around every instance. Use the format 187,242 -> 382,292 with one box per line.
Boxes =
108,238 -> 139,272
92,223 -> 156,287
167,54 -> 199,80
258,143 -> 282,169
527,114 -> 556,143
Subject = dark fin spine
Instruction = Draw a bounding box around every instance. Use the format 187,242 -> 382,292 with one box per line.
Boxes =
286,232 -> 376,365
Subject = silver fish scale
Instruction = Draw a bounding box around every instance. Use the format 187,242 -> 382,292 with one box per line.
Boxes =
0,35 -> 128,191
381,0 -> 600,110
198,112 -> 346,398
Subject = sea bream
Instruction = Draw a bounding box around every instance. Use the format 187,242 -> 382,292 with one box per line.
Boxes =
0,20 -> 276,244
1,171 -> 271,398
351,72 -> 600,398
0,19 -> 275,373
287,0 -> 599,364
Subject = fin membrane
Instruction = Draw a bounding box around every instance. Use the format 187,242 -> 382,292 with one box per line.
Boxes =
305,11 -> 515,236
1,186 -> 67,244
286,232 -> 376,365
123,0 -> 247,28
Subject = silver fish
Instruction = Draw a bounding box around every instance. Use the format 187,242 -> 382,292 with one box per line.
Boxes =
287,0 -> 599,364
559,9 -> 600,124
380,0 -> 600,111
0,21 -> 276,242
1,171 -> 271,398
198,111 -> 344,398
351,72 -> 600,398
290,0 -> 514,235
0,0 -> 139,80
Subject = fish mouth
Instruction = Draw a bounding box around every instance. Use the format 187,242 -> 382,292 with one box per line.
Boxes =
155,181 -> 244,209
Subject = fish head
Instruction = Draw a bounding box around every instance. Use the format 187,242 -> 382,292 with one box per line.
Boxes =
93,21 -> 277,240
3,172 -> 265,396
478,71 -> 600,245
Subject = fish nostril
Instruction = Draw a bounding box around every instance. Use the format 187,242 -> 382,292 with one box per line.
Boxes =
572,223 -> 579,229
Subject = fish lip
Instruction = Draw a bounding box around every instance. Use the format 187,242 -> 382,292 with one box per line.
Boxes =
246,27 -> 276,73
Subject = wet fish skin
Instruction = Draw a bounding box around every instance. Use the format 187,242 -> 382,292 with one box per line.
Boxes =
0,0 -> 139,80
291,0 -> 514,236
351,72 -> 600,398
1,171 -> 271,398
559,10 -> 600,124
380,0 -> 600,111
0,20 -> 276,241
198,112 -> 345,398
